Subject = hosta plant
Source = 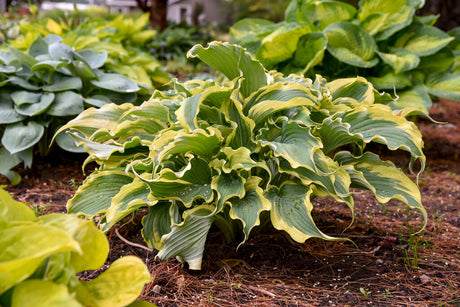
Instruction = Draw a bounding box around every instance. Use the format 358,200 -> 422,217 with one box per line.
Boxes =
0,34 -> 147,185
59,42 -> 427,270
8,13 -> 171,90
230,0 -> 460,117
0,187 -> 152,307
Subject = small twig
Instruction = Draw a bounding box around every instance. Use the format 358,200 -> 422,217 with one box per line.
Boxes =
246,285 -> 276,298
115,227 -> 153,252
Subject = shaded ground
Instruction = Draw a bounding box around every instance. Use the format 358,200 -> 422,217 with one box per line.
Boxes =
4,99 -> 460,306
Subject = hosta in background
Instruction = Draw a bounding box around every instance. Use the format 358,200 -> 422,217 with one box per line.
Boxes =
60,42 -> 426,270
230,0 -> 460,117
0,35 -> 148,185
0,187 -> 152,307
8,13 -> 171,90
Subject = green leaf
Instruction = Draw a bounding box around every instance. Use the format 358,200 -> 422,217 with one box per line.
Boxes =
76,256 -> 151,307
90,73 -> 140,93
228,177 -> 270,244
142,157 -> 213,207
0,224 -> 81,294
293,32 -> 327,72
67,170 -> 135,218
54,128 -> 86,153
265,182 -> 339,243
394,24 -> 454,57
46,91 -> 84,116
259,121 -> 322,171
8,46 -> 38,68
1,121 -> 44,154
142,202 -> 179,250
157,205 -> 215,270
14,92 -> 54,116
229,18 -> 275,41
368,72 -> 412,90
31,60 -> 67,72
425,72 -> 460,101
386,86 -> 431,117
104,178 -> 151,230
326,76 -> 375,104
7,76 -> 40,90
0,94 -> 25,124
324,22 -> 379,68
37,214 -> 109,273
212,170 -> 246,215
358,0 -> 417,40
49,42 -> 74,61
10,280 -> 81,307
188,41 -> 268,98
43,76 -> 82,92
377,49 -> 420,74
0,187 -> 36,226
74,49 -> 107,69
296,1 -> 357,29
335,151 -> 426,229
256,23 -> 314,68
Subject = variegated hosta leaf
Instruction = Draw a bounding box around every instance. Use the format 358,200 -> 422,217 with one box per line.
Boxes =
278,158 -> 354,211
368,71 -> 413,90
55,103 -> 135,139
335,151 -> 426,229
157,205 -> 215,270
258,121 -> 322,171
319,104 -> 425,169
246,83 -> 317,128
256,23 -> 314,68
324,22 -> 379,68
103,178 -> 152,231
326,77 -> 375,105
140,157 -> 213,207
293,32 -> 327,73
67,170 -> 134,219
142,202 -> 180,250
358,0 -> 416,41
296,0 -> 357,29
394,24 -> 455,57
386,85 -> 432,117
377,49 -> 420,74
264,182 -> 340,243
157,128 -> 222,162
188,41 -> 268,98
222,96 -> 256,150
425,72 -> 460,101
212,170 -> 245,215
228,177 -> 271,244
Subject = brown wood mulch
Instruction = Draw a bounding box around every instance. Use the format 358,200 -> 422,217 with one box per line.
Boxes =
3,99 -> 460,306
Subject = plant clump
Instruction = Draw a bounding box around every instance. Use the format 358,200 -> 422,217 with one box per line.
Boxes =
59,42 -> 427,270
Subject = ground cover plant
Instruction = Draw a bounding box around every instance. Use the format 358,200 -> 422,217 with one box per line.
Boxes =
230,0 -> 460,117
0,34 -> 149,185
58,42 -> 427,270
0,187 -> 152,307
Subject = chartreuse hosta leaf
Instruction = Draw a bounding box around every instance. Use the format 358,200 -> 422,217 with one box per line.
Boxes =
358,0 -> 417,41
63,41 -> 426,270
425,72 -> 460,101
0,187 -> 151,306
296,0 -> 357,29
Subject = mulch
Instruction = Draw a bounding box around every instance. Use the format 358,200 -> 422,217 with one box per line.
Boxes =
3,99 -> 460,306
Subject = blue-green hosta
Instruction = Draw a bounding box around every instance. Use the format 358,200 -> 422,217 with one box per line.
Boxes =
0,187 -> 153,307
230,0 -> 460,117
59,42 -> 426,270
0,34 -> 149,185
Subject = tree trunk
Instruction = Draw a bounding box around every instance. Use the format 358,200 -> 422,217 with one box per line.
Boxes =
150,0 -> 168,31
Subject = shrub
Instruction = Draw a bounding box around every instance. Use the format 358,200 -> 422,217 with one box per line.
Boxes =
229,0 -> 460,117
0,35 -> 148,185
0,187 -> 152,307
59,42 -> 426,270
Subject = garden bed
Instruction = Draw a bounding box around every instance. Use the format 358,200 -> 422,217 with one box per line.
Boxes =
4,99 -> 460,306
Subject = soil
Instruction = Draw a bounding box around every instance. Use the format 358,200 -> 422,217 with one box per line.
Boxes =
3,99 -> 460,306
